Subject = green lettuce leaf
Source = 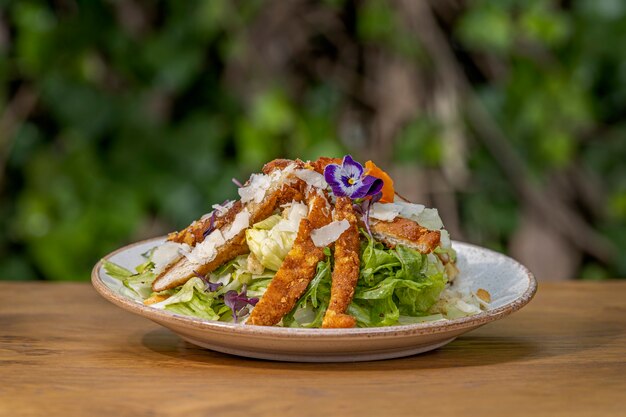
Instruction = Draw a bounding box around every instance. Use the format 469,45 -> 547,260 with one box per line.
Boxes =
246,218 -> 298,271
152,277 -> 221,321
103,259 -> 155,299
103,260 -> 133,280
348,232 -> 448,327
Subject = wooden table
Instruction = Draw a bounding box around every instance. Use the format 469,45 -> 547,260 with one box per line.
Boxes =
1,282 -> 625,417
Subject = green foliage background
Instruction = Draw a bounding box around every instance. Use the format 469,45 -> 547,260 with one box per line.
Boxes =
0,0 -> 624,281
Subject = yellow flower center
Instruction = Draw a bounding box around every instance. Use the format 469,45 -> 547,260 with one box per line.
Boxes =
348,178 -> 355,185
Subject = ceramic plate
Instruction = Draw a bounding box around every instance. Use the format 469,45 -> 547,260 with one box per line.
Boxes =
92,238 -> 536,362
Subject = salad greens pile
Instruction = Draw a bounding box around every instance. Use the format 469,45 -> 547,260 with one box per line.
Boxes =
104,224 -> 457,327
283,232 -> 452,327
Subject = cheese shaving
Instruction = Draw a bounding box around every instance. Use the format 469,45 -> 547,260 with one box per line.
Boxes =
238,173 -> 272,204
182,230 -> 226,265
294,169 -> 327,189
370,203 -> 403,221
416,208 -> 444,230
151,241 -> 184,274
310,219 -> 350,248
223,209 -> 250,241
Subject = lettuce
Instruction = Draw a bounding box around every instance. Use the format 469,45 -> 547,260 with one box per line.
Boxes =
103,259 -> 155,300
245,204 -> 308,271
106,224 -> 451,327
151,277 -> 221,320
246,215 -> 297,271
348,233 -> 447,327
282,233 -> 449,328
246,227 -> 294,271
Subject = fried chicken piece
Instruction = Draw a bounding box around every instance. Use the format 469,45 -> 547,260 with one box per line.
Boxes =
153,239 -> 251,292
152,197 -> 276,292
247,191 -> 332,326
322,197 -> 360,329
262,158 -> 301,174
308,157 -> 341,174
168,201 -> 243,247
370,217 -> 441,254
152,163 -> 305,292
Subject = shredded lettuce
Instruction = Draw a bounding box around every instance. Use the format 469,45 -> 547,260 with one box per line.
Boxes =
151,277 -> 221,320
103,259 -> 155,300
245,204 -> 308,271
246,216 -> 297,271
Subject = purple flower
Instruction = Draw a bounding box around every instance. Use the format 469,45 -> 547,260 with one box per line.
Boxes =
324,155 -> 383,200
224,284 -> 259,323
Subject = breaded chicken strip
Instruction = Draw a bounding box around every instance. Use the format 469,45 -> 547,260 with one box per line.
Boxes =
167,159 -> 303,247
168,201 -> 244,247
152,193 -> 278,292
247,190 -> 332,326
308,157 -> 341,174
152,161 -> 306,292
322,197 -> 360,329
370,217 -> 440,254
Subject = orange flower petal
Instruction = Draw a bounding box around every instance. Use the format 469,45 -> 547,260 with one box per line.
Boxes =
364,160 -> 394,203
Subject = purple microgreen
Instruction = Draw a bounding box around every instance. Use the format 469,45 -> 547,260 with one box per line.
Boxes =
224,284 -> 259,323
232,178 -> 243,187
359,191 -> 382,238
202,211 -> 217,239
324,155 -> 383,200
193,270 -> 223,292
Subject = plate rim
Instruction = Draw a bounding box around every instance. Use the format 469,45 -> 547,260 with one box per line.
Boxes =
91,236 -> 537,339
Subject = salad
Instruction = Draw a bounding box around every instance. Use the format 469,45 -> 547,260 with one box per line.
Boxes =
104,156 -> 490,328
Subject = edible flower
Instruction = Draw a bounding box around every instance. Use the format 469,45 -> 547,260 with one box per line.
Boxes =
324,155 -> 383,200
224,284 -> 259,323
364,160 -> 394,203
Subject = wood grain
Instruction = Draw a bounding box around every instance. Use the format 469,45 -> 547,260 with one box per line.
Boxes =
1,282 -> 625,417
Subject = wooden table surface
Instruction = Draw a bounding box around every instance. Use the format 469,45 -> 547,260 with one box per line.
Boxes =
1,282 -> 625,417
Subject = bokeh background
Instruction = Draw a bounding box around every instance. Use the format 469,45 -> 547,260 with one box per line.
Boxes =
1,0 -> 624,282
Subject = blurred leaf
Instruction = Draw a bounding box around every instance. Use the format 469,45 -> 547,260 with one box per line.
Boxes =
394,117 -> 443,167
457,4 -> 513,53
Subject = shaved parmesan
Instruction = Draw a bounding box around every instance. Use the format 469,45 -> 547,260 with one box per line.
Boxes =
370,202 -> 426,222
370,203 -> 403,221
182,230 -> 226,265
181,209 -> 250,265
238,163 -> 297,204
311,219 -> 350,248
238,173 -> 272,204
416,208 -> 443,230
275,202 -> 308,233
212,200 -> 235,216
294,169 -> 327,189
151,242 -> 184,274
223,209 -> 250,241
395,201 -> 425,219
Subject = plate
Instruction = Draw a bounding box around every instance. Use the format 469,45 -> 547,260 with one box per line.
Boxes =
92,238 -> 537,362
